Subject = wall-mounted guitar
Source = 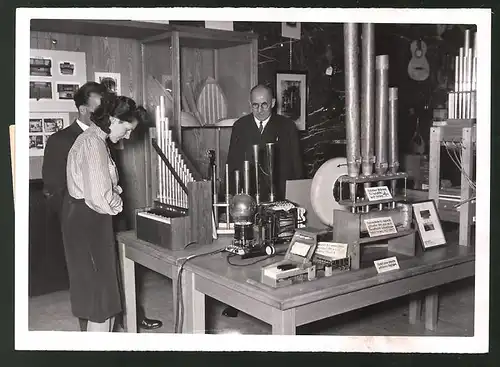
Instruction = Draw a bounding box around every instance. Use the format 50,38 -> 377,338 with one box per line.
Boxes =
407,40 -> 430,82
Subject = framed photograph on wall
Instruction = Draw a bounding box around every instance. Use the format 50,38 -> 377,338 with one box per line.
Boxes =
412,200 -> 447,249
276,71 -> 307,131
95,72 -> 121,95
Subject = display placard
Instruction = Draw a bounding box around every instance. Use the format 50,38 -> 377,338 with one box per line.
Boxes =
412,200 -> 446,249
374,256 -> 400,273
365,186 -> 393,201
364,217 -> 397,237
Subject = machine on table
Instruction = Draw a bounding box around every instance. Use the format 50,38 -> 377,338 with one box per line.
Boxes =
136,96 -> 213,250
308,23 -> 417,270
219,141 -> 304,259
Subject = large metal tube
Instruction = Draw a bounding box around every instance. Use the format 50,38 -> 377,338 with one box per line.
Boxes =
234,170 -> 240,195
243,160 -> 250,195
343,23 -> 361,180
266,143 -> 276,202
375,55 -> 389,176
361,23 -> 375,178
388,87 -> 399,174
252,144 -> 260,204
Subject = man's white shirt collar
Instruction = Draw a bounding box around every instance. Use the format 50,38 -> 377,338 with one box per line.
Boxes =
76,119 -> 89,131
254,115 -> 271,132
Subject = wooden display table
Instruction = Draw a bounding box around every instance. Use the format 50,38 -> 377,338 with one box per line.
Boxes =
117,231 -> 475,334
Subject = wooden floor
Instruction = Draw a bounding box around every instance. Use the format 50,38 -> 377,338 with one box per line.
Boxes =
28,268 -> 474,336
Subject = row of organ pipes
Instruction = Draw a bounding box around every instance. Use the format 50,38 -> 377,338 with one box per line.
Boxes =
448,29 -> 477,119
154,95 -> 194,209
344,23 -> 405,212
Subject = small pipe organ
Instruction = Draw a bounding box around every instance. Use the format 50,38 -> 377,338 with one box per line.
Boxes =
136,96 -> 213,250
311,23 -> 418,270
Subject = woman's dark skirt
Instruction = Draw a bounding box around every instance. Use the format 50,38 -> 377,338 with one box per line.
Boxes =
61,195 -> 122,323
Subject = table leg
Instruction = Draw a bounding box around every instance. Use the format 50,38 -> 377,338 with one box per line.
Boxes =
118,242 -> 137,333
408,294 -> 423,325
173,269 -> 206,334
271,308 -> 296,335
424,290 -> 439,331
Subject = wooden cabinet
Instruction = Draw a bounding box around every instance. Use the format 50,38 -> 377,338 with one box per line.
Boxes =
141,27 -> 258,189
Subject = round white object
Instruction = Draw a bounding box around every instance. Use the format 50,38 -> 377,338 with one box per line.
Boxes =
310,157 -> 348,227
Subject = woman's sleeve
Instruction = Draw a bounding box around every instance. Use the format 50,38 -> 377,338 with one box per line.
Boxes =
80,137 -> 123,215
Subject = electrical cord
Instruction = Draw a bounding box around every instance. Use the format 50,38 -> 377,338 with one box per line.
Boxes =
173,248 -> 225,333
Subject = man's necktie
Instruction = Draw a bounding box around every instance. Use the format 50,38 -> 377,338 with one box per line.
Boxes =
259,121 -> 264,134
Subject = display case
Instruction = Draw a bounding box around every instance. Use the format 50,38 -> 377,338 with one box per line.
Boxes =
141,27 -> 258,188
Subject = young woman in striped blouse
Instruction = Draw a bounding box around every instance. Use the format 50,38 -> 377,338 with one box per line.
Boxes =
62,94 -> 146,332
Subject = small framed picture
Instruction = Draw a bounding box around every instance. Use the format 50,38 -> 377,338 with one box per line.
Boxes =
30,57 -> 52,77
412,200 -> 446,249
43,118 -> 64,133
56,83 -> 80,100
29,81 -> 52,100
276,71 -> 307,131
29,135 -> 44,152
29,118 -> 43,133
59,61 -> 76,76
95,72 -> 121,95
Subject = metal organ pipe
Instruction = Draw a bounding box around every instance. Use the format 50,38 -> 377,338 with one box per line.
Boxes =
388,87 -> 399,206
361,23 -> 375,179
266,143 -> 276,202
343,23 -> 361,181
252,144 -> 260,204
243,160 -> 251,195
375,55 -> 389,177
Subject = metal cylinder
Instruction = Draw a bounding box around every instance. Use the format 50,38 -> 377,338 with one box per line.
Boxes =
252,144 -> 260,204
375,55 -> 389,175
234,170 -> 240,195
388,87 -> 399,174
361,23 -> 375,177
243,160 -> 251,195
343,23 -> 361,179
464,29 -> 470,52
266,143 -> 276,202
225,163 -> 230,200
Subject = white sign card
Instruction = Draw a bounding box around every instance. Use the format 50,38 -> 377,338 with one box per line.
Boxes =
281,22 -> 301,39
412,201 -> 446,249
316,242 -> 348,260
95,72 -> 121,96
364,217 -> 397,237
365,186 -> 392,201
374,256 -> 400,273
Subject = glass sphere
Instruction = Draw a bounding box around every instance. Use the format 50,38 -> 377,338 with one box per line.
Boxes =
230,193 -> 257,224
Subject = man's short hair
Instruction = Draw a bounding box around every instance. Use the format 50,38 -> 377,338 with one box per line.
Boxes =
73,82 -> 107,109
250,84 -> 274,98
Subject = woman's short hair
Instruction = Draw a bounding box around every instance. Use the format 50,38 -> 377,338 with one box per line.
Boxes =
91,94 -> 146,134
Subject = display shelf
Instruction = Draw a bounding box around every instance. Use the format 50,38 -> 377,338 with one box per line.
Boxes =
429,120 -> 476,247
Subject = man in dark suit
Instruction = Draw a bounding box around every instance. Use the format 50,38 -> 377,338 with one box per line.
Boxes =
42,82 -> 163,331
223,84 -> 304,317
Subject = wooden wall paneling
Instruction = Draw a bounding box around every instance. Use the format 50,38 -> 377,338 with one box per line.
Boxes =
217,43 -> 253,118
30,31 -> 147,228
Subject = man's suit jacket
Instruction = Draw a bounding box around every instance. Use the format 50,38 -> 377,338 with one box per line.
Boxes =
42,121 -> 83,215
226,113 -> 304,201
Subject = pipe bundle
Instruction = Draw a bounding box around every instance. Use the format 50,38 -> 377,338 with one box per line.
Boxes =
343,23 -> 399,205
155,95 -> 194,208
448,29 -> 477,119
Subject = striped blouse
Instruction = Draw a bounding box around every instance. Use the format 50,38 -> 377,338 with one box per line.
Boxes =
66,123 -> 123,215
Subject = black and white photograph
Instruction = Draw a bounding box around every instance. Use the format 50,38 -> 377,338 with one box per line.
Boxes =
59,61 -> 75,76
30,56 -> 52,77
29,135 -> 43,150
29,118 -> 42,133
29,81 -> 52,99
56,83 -> 79,100
14,8 -> 490,354
276,71 -> 307,130
43,117 -> 64,133
95,72 -> 121,95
